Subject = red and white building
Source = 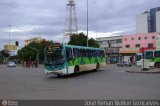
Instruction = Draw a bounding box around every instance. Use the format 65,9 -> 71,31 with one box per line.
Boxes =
120,32 -> 160,63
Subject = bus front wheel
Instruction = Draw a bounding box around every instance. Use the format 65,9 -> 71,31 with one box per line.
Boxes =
155,62 -> 160,68
57,74 -> 61,77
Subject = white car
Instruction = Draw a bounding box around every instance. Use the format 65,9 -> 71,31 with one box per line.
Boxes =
7,62 -> 16,67
117,61 -> 132,67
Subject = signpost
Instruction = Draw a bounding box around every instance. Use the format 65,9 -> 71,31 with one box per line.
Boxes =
141,47 -> 150,70
142,48 -> 144,70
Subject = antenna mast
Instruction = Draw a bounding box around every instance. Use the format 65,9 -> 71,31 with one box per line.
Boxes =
64,0 -> 78,36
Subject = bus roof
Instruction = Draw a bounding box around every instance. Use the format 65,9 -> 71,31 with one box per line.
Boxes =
145,50 -> 160,52
64,45 -> 104,50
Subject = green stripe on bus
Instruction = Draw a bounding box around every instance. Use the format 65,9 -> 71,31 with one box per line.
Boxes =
69,57 -> 105,66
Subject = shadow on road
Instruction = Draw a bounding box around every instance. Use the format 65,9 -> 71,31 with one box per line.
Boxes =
47,70 -> 103,79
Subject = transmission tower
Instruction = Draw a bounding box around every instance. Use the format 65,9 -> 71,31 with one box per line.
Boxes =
64,0 -> 78,36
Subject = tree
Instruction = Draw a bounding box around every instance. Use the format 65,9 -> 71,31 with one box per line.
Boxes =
88,38 -> 100,48
18,43 -> 38,62
0,50 -> 4,64
68,32 -> 87,46
1,50 -> 9,58
68,32 -> 100,48
17,40 -> 54,63
8,55 -> 19,63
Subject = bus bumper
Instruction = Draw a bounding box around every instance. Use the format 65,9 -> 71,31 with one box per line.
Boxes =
45,69 -> 67,75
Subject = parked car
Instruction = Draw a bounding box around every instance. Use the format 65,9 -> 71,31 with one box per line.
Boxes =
7,62 -> 16,67
117,61 -> 132,67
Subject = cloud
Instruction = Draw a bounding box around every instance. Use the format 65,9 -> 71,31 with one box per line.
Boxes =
0,0 -> 160,50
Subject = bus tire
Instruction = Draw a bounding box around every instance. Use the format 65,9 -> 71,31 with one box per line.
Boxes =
155,62 -> 160,68
57,74 -> 61,77
95,63 -> 100,72
74,66 -> 79,75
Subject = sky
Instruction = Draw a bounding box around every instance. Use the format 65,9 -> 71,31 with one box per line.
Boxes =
0,0 -> 160,50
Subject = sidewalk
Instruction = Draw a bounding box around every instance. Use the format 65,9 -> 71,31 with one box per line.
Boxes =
126,66 -> 160,74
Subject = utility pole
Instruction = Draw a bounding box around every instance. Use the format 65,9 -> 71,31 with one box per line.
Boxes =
87,0 -> 89,47
8,25 -> 11,53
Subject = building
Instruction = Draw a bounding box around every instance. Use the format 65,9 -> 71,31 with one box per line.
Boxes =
120,32 -> 159,63
136,7 -> 160,33
150,7 -> 160,32
156,34 -> 160,50
97,36 -> 122,63
122,33 -> 158,49
156,11 -> 160,33
136,12 -> 149,33
4,45 -> 17,56
4,45 -> 17,51
25,37 -> 45,46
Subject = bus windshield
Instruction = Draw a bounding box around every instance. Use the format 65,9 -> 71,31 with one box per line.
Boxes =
145,51 -> 153,59
136,55 -> 142,61
45,49 -> 65,65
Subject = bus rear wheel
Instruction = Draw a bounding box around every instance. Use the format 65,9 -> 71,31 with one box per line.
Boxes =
95,63 -> 100,72
155,62 -> 160,68
74,66 -> 79,75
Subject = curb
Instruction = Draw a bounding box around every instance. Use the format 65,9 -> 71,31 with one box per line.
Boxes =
126,70 -> 160,74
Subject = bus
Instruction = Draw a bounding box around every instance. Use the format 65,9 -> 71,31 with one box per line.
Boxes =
144,50 -> 160,68
135,53 -> 142,66
44,44 -> 106,76
135,50 -> 160,68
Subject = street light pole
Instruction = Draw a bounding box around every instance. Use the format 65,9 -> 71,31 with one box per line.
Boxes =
8,25 -> 11,52
36,50 -> 39,67
87,0 -> 88,47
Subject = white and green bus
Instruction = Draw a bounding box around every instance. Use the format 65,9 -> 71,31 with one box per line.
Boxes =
144,50 -> 160,68
135,53 -> 142,66
44,44 -> 106,76
135,50 -> 160,68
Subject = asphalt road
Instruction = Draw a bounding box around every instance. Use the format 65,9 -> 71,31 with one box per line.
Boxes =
0,64 -> 160,100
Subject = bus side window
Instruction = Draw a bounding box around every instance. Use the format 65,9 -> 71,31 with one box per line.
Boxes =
146,51 -> 153,59
83,49 -> 86,57
86,49 -> 92,57
66,48 -> 73,61
92,50 -> 96,57
96,50 -> 101,57
79,49 -> 86,57
101,50 -> 105,57
73,48 -> 79,58
155,51 -> 160,57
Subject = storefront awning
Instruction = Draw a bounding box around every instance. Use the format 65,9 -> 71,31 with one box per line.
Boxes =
119,48 -> 139,53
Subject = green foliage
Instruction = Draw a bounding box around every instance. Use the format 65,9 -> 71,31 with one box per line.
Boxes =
88,38 -> 100,48
68,32 -> 100,48
1,50 -> 9,58
18,40 -> 53,63
0,50 -> 4,63
68,32 -> 87,46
